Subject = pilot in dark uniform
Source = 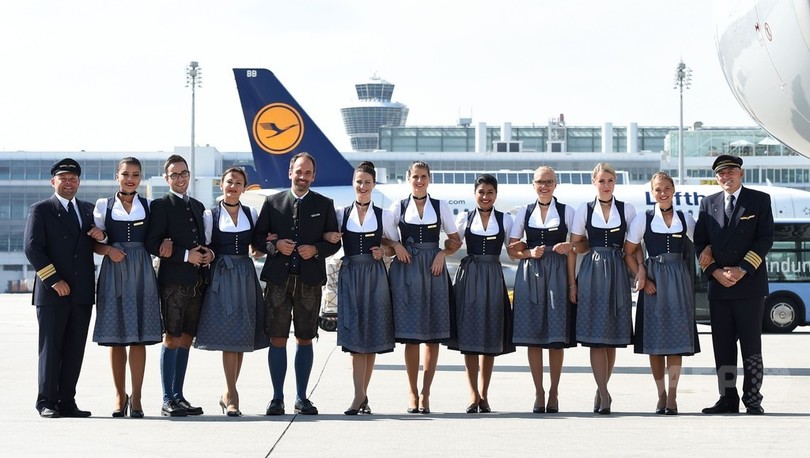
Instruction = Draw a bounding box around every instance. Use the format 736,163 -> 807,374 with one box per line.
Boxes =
694,155 -> 774,415
24,158 -> 106,418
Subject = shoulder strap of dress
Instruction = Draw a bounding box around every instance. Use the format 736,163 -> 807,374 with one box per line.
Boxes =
138,196 -> 150,217
341,205 -> 353,232
430,197 -> 442,230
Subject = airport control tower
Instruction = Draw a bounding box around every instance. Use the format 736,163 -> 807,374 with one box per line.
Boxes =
341,74 -> 409,151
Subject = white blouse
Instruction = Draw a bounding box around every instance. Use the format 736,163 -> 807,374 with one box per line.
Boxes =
388,195 -> 459,235
571,198 -> 637,236
455,209 -> 513,250
203,203 -> 260,245
626,205 -> 696,244
335,204 -> 400,241
93,195 -> 150,229
510,198 -> 576,239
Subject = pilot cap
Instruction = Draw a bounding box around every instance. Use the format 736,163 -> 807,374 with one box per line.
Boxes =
51,158 -> 82,177
712,155 -> 743,174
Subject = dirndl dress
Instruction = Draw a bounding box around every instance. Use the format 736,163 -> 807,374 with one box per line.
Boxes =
195,205 -> 269,352
336,205 -> 395,354
634,210 -> 700,356
389,198 -> 452,343
93,196 -> 162,346
450,210 -> 514,355
512,201 -> 575,348
575,200 -> 633,347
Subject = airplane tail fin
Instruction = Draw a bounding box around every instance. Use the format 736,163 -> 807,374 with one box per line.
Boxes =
233,68 -> 354,188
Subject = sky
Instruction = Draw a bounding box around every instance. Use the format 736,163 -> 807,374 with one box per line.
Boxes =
0,0 -> 756,154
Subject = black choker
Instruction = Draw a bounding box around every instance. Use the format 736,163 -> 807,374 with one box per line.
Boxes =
412,195 -> 427,201
222,201 -> 240,208
355,201 -> 370,207
118,190 -> 137,196
478,207 -> 493,213
537,201 -> 551,207
598,198 -> 612,204
660,206 -> 673,213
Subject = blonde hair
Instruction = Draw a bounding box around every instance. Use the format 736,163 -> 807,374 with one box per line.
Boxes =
534,166 -> 557,181
649,171 -> 674,190
592,162 -> 616,179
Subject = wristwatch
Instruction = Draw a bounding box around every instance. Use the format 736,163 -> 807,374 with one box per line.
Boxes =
738,266 -> 747,274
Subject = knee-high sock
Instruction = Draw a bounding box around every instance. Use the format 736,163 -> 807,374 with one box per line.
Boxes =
160,346 -> 177,403
173,347 -> 190,400
294,344 -> 314,401
269,346 -> 287,400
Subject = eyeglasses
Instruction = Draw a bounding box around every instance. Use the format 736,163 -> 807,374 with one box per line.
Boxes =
168,170 -> 190,180
533,179 -> 556,187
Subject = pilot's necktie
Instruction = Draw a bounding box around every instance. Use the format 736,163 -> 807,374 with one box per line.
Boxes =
724,195 -> 735,226
67,201 -> 80,230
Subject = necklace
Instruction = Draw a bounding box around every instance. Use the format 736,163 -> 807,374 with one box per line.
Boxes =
222,201 -> 240,208
537,201 -> 551,207
598,198 -> 612,204
660,206 -> 673,213
412,195 -> 427,201
478,207 -> 493,213
118,190 -> 137,197
355,201 -> 370,207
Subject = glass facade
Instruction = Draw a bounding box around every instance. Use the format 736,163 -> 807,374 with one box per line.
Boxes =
665,128 -> 800,158
378,125 -> 675,154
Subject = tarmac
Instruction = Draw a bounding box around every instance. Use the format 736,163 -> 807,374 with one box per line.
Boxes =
1,292 -> 809,457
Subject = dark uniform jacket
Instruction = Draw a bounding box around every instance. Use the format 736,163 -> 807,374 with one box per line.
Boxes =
252,189 -> 340,286
145,192 -> 207,286
694,186 -> 774,300
24,195 -> 96,306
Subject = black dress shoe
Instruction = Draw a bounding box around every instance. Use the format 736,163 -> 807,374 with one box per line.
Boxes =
664,407 -> 678,416
176,399 -> 203,415
58,405 -> 92,418
360,396 -> 371,415
406,407 -> 420,414
266,399 -> 285,415
746,406 -> 765,415
38,406 -> 60,418
294,398 -> 318,415
702,397 -> 740,414
533,405 -> 546,414
466,402 -> 479,414
161,400 -> 188,417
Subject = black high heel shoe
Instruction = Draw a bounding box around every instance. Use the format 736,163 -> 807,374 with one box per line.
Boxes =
478,399 -> 491,414
344,398 -> 366,416
112,394 -> 129,418
466,402 -> 479,414
129,397 -> 144,419
360,396 -> 371,414
597,395 -> 612,415
220,397 -> 241,417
